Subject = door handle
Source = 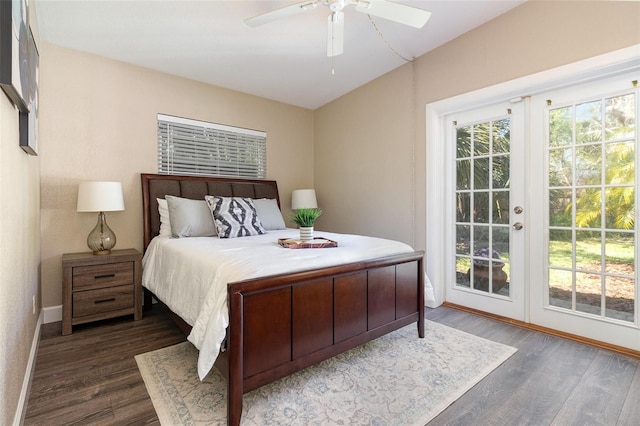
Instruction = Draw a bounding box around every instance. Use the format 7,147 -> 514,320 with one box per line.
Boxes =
513,222 -> 523,230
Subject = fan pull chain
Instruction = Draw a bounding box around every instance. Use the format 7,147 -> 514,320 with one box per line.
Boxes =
367,15 -> 413,63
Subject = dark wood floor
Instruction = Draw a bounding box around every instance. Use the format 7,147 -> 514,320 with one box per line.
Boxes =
24,306 -> 640,425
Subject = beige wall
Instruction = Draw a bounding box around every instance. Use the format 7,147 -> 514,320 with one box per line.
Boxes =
0,94 -> 41,426
314,63 -> 415,243
315,1 -> 640,253
39,43 -> 314,308
0,53 -> 41,426
0,3 -> 42,422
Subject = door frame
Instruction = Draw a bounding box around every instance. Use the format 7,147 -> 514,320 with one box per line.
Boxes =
426,45 -> 640,312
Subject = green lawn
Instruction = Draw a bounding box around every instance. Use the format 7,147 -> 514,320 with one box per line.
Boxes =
549,235 -> 634,268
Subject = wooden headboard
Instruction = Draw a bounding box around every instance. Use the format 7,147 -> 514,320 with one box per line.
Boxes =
141,173 -> 280,250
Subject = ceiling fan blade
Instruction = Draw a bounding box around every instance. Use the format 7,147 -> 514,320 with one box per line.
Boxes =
244,1 -> 318,27
354,0 -> 431,28
327,11 -> 344,57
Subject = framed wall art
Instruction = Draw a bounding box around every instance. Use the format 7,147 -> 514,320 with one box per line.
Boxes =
19,26 -> 38,155
0,0 -> 29,112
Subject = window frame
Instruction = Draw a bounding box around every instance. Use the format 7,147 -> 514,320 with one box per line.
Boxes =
157,114 -> 267,179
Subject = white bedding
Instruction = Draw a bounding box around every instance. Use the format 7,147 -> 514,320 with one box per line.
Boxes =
142,229 -> 432,379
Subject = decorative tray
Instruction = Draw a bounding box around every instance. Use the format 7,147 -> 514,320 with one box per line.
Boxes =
278,237 -> 338,249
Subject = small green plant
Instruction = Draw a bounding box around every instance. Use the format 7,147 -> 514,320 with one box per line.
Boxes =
291,208 -> 322,228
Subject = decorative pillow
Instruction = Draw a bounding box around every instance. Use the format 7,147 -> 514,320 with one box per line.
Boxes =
205,196 -> 266,238
252,198 -> 286,230
157,198 -> 172,237
166,195 -> 217,238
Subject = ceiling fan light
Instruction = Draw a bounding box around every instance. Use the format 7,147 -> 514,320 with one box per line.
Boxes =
328,0 -> 345,12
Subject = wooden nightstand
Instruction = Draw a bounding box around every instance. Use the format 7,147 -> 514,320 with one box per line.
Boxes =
62,248 -> 142,335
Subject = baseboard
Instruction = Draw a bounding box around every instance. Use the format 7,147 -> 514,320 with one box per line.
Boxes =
13,310 -> 43,426
443,302 -> 640,359
43,305 -> 62,324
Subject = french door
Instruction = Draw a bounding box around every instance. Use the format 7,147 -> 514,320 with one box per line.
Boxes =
445,102 -> 526,321
528,73 -> 639,349
443,72 -> 639,350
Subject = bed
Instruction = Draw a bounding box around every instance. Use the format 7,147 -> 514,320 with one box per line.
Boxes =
140,173 -> 425,425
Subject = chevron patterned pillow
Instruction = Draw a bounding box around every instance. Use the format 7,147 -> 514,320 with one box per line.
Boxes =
205,196 -> 266,238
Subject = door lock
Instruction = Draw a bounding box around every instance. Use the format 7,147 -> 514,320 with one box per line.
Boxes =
514,206 -> 523,214
513,222 -> 523,230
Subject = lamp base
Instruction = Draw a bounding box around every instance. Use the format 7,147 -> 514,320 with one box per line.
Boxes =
87,212 -> 117,255
93,249 -> 112,256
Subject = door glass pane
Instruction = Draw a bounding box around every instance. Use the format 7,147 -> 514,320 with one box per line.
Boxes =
456,159 -> 470,189
549,189 -> 572,226
456,225 -> 470,255
455,115 -> 511,297
546,91 -> 636,323
492,155 -> 510,188
492,226 -> 510,295
549,106 -> 573,147
549,148 -> 572,186
474,192 -> 489,223
605,187 -> 635,229
456,126 -> 471,158
455,256 -> 471,287
605,94 -> 635,141
474,158 -> 490,189
549,268 -> 573,309
473,123 -> 490,155
575,144 -> 601,186
575,188 -> 601,228
456,192 -> 470,222
493,191 -> 509,224
492,119 -> 510,153
576,230 -> 601,272
549,229 -> 572,269
576,271 -> 601,315
605,142 -> 634,184
576,100 -> 603,144
606,276 -> 634,322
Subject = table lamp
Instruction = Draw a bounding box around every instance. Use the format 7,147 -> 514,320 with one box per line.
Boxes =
77,181 -> 125,255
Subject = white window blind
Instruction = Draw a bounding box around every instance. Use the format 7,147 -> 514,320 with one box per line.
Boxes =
157,114 -> 267,179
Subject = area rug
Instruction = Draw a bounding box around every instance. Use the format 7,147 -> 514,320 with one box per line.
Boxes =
135,320 -> 517,425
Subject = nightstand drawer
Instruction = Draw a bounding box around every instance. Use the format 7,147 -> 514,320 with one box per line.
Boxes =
73,262 -> 134,290
73,285 -> 134,317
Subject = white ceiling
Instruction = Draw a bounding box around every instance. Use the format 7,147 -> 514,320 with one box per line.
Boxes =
35,0 -> 525,110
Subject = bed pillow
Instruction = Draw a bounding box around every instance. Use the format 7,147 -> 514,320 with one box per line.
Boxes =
166,195 -> 217,238
205,196 -> 266,238
157,198 -> 172,237
252,198 -> 286,230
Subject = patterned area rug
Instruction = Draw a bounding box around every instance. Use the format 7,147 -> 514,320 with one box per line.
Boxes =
136,320 -> 516,425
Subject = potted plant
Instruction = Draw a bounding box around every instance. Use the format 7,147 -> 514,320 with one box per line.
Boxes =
291,208 -> 322,241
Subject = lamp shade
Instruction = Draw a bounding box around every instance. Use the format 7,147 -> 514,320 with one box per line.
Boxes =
77,182 -> 125,212
291,189 -> 318,209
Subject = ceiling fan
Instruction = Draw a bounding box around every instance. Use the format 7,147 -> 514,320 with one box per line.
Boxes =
244,0 -> 432,57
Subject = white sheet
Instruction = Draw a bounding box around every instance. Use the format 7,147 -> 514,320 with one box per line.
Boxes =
142,229 -> 433,379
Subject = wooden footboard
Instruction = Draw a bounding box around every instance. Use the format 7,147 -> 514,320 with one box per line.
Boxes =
224,251 -> 425,425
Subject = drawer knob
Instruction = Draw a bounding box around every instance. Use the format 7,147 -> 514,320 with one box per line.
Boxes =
95,298 -> 117,304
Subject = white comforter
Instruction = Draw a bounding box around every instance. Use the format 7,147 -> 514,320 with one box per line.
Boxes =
142,229 -> 425,379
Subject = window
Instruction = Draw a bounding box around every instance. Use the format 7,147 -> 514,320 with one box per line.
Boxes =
157,114 -> 267,179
